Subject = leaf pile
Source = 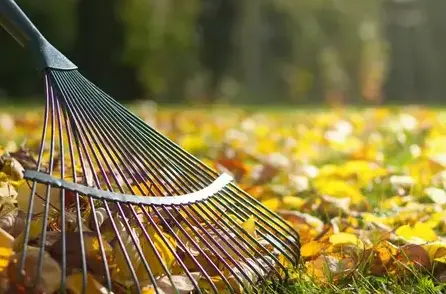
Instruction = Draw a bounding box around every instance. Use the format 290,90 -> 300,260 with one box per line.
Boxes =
0,106 -> 445,292
156,106 -> 446,288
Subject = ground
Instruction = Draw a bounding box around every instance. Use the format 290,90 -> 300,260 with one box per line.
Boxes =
0,103 -> 446,293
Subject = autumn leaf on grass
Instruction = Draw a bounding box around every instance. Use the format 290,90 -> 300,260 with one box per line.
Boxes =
198,274 -> 240,294
422,241 -> 446,265
261,198 -> 280,211
0,181 -> 18,214
49,232 -> 114,277
313,178 -> 365,206
304,254 -> 356,284
16,181 -> 61,215
369,241 -> 399,276
424,187 -> 446,205
395,222 -> 438,244
406,157 -> 444,188
0,209 -> 25,237
395,244 -> 431,273
301,241 -> 324,259
329,232 -> 364,250
277,210 -> 324,243
1,157 -> 24,181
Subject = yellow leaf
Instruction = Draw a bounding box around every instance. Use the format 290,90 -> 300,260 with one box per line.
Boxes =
262,198 -> 280,211
301,241 -> 323,258
241,215 -> 257,238
136,226 -> 176,279
395,222 -> 438,244
0,228 -> 13,272
329,232 -> 364,248
66,273 -> 110,294
141,287 -> 156,294
314,179 -> 364,204
282,196 -> 305,210
422,241 -> 446,263
111,219 -> 141,286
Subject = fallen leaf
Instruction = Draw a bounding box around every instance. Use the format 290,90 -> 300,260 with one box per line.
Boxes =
329,232 -> 364,249
8,246 -> 61,293
66,273 -> 111,294
301,241 -> 323,259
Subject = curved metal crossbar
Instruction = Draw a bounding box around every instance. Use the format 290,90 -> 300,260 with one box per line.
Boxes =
24,170 -> 234,205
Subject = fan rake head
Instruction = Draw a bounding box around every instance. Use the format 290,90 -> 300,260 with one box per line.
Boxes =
0,0 -> 300,293
11,69 -> 301,293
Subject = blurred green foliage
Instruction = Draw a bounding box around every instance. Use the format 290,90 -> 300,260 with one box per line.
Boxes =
0,0 -> 445,105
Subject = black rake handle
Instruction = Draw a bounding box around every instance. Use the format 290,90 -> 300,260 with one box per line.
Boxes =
0,0 -> 43,47
0,0 -> 77,70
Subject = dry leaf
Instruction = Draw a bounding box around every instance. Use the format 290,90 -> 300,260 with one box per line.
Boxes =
66,273 -> 111,294
8,246 -> 61,293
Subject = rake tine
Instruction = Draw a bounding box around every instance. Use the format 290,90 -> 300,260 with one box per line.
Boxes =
62,99 -> 88,294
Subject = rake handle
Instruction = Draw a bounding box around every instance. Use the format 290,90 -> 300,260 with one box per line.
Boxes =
0,0 -> 77,70
0,0 -> 42,47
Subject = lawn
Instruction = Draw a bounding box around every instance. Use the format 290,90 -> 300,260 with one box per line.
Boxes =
0,103 -> 445,293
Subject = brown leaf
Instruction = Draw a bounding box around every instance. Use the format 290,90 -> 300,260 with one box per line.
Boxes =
8,246 -> 61,293
1,157 -> 24,181
49,232 -> 114,277
0,209 -> 25,238
396,244 -> 431,272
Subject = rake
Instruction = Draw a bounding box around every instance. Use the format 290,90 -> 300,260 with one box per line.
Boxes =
0,0 -> 300,293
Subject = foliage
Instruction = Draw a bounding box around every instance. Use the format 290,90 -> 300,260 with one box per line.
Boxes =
0,105 -> 444,293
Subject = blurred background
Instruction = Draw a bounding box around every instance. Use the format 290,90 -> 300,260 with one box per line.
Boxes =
0,0 -> 445,106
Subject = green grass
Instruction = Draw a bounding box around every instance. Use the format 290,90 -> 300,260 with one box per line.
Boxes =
284,275 -> 444,294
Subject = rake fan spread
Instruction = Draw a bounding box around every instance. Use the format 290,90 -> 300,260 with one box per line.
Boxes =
0,0 -> 300,293
12,70 -> 301,293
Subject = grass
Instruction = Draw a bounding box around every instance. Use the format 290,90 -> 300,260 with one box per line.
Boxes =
285,275 -> 444,294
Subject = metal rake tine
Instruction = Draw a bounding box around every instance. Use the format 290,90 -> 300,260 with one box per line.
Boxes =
17,74 -> 51,285
55,95 -> 67,292
33,80 -> 57,290
73,71 -> 195,196
159,205 -> 237,293
150,206 -> 220,293
140,206 -> 204,294
127,204 -> 176,294
60,73 -> 147,194
190,202 -> 270,285
62,99 -> 88,294
207,197 -> 288,278
63,72 -> 165,196
95,91 -> 300,245
175,204 -> 256,293
62,76 -> 296,288
200,199 -> 281,277
57,86 -> 114,290
214,194 -> 297,266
